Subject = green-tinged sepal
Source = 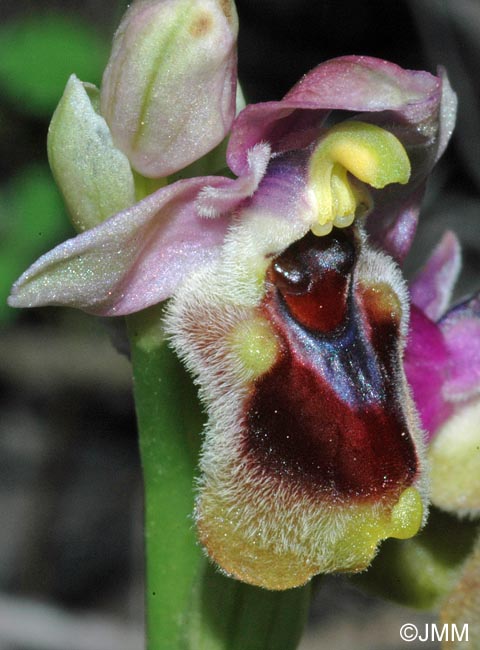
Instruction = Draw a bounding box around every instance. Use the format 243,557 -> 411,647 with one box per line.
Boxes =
48,74 -> 135,232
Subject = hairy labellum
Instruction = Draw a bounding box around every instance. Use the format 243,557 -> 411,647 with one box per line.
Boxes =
168,220 -> 427,590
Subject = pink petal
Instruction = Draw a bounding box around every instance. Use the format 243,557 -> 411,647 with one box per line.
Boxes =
410,231 -> 461,321
440,293 -> 480,401
227,56 -> 442,176
8,176 -> 237,316
196,142 -> 271,217
202,148 -> 316,249
404,306 -> 453,439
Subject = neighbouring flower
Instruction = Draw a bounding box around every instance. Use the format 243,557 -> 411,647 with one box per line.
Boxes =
405,232 -> 480,516
9,56 -> 456,589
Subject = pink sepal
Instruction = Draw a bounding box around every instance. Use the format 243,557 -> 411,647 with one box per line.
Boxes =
9,176 -> 238,316
410,231 -> 461,321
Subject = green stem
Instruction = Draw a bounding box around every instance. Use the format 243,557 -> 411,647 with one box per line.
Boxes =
127,311 -> 203,650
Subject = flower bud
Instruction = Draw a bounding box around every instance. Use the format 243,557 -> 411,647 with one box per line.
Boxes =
100,0 -> 238,178
48,75 -> 136,232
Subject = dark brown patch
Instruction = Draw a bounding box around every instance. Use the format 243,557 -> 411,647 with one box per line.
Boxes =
243,228 -> 417,500
245,352 -> 416,498
189,12 -> 213,37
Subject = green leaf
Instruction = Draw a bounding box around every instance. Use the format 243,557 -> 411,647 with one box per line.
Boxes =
0,14 -> 109,116
187,561 -> 311,650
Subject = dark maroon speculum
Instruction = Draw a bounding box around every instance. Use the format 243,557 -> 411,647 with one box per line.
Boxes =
245,227 -> 418,500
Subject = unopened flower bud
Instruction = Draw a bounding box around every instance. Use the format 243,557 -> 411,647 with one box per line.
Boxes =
100,0 -> 238,178
48,75 -> 136,232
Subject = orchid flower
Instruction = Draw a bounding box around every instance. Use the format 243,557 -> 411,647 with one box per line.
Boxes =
406,231 -> 480,517
9,54 -> 456,592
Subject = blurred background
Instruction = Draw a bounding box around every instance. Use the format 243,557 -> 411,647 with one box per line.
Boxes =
1,0 -> 479,648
